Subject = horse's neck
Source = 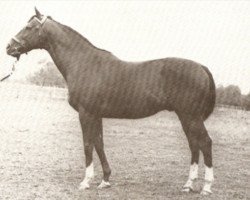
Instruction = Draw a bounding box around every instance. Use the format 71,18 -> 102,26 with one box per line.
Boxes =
44,21 -> 98,82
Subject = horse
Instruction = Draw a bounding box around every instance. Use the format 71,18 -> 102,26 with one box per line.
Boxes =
6,8 -> 216,195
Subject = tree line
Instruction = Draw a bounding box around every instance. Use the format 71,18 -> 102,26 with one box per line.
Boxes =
216,85 -> 250,110
27,61 -> 250,111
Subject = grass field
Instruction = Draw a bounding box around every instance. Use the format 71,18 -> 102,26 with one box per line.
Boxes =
0,83 -> 249,200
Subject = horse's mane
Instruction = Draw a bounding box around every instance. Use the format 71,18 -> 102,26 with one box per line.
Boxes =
52,18 -> 113,55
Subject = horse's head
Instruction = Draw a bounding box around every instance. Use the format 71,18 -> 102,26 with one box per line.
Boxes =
6,8 -> 49,60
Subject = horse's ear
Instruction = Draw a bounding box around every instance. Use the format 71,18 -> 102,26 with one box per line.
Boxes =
34,7 -> 42,19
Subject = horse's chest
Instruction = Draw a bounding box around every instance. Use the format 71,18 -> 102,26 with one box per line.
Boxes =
68,89 -> 80,111
67,82 -> 111,113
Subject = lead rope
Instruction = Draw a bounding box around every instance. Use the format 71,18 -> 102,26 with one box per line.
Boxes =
0,60 -> 17,82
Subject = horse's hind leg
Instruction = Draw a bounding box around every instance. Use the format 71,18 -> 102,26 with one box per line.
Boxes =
178,114 -> 200,192
94,126 -> 111,189
197,122 -> 214,195
179,114 -> 214,194
179,116 -> 214,195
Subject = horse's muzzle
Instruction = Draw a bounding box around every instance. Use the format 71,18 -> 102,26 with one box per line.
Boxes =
6,42 -> 21,60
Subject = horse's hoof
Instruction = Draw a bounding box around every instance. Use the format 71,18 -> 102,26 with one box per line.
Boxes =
182,187 -> 193,193
200,189 -> 212,195
97,180 -> 111,189
79,182 -> 90,190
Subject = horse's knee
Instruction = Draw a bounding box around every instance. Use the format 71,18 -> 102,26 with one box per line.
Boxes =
84,143 -> 93,152
199,135 -> 212,149
207,137 -> 212,148
188,137 -> 199,150
84,143 -> 94,162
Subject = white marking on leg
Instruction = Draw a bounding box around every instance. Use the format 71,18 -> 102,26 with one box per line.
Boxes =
201,166 -> 214,195
182,163 -> 198,192
79,162 -> 94,190
189,163 -> 198,180
204,165 -> 214,182
98,179 -> 111,189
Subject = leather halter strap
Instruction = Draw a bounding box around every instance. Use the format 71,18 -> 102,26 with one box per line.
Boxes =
12,16 -> 48,45
12,36 -> 21,44
34,16 -> 48,25
3,17 -> 48,82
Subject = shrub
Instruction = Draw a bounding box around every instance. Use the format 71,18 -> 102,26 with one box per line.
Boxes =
216,85 -> 242,107
242,93 -> 250,111
27,61 -> 66,88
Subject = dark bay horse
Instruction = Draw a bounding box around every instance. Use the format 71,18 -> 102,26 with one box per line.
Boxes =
6,8 -> 216,195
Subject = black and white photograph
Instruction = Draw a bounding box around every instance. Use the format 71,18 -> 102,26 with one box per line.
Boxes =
0,1 -> 249,199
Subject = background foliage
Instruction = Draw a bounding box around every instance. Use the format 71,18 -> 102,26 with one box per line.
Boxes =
27,60 -> 66,88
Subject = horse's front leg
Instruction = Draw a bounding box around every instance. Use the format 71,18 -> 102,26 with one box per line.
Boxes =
78,107 -> 101,190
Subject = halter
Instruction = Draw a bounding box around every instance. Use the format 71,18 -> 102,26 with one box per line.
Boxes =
2,16 -> 48,82
34,16 -> 48,25
11,16 -> 48,47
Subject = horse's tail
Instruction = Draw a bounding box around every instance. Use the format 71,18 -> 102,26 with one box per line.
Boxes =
202,65 -> 216,120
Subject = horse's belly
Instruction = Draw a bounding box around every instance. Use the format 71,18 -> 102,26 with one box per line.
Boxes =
76,75 -> 170,118
100,104 -> 162,119
86,93 -> 168,119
